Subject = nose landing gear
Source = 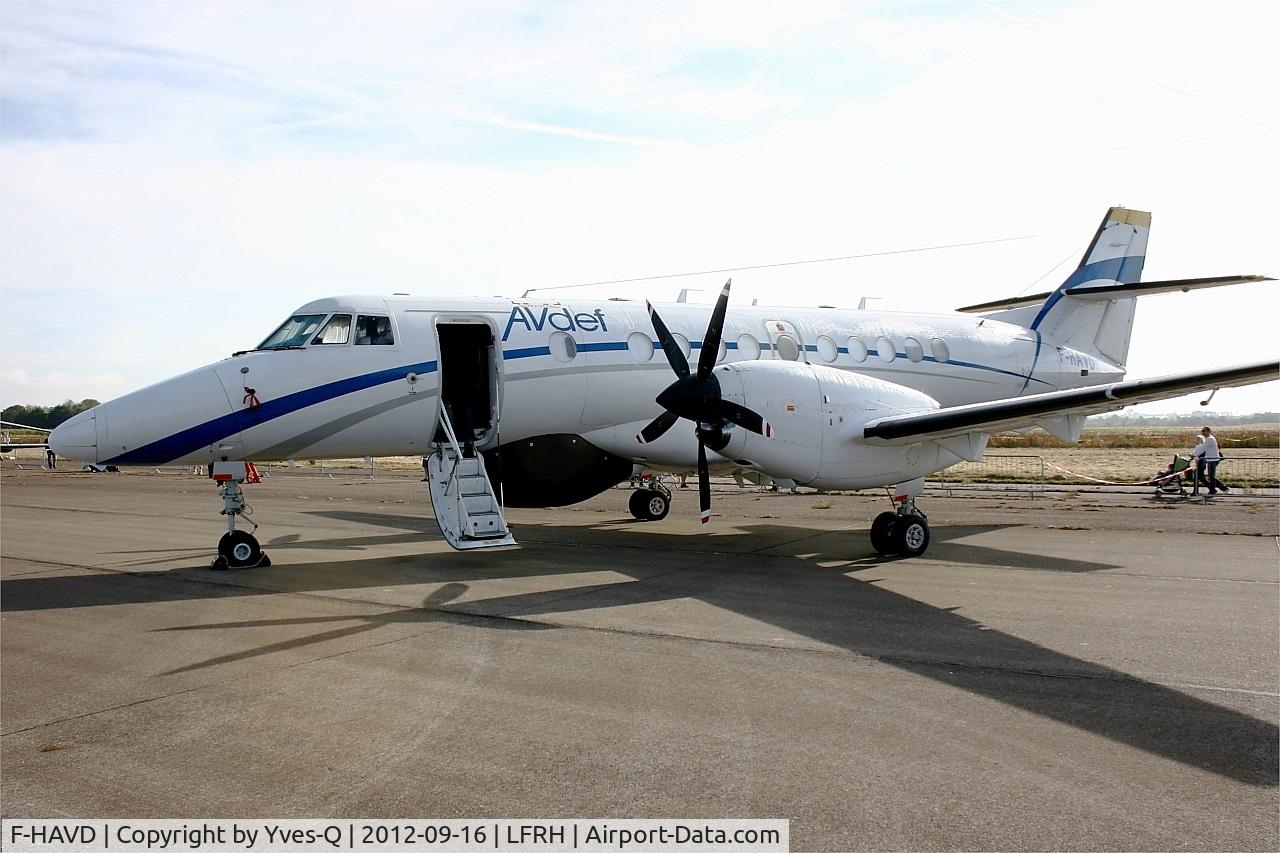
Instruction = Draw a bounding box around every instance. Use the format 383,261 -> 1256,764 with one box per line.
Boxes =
210,461 -> 271,570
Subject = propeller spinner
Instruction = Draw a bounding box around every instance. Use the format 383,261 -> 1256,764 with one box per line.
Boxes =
636,279 -> 772,525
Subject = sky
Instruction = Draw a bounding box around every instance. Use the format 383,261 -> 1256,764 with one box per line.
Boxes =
2,0 -> 1277,416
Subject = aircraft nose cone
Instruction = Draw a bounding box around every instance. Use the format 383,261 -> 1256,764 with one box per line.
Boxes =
49,409 -> 98,462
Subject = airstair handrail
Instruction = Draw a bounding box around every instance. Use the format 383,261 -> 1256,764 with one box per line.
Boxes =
436,404 -> 466,494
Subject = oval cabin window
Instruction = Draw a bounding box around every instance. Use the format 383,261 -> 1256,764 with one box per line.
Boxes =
776,335 -> 801,361
904,337 -> 924,363
737,334 -> 761,360
627,331 -> 654,362
931,337 -> 950,363
816,335 -> 838,363
876,337 -> 896,363
550,331 -> 578,362
672,333 -> 691,359
847,336 -> 868,362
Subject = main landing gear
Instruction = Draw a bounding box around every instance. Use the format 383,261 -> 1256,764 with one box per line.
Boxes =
628,476 -> 672,521
870,483 -> 931,558
209,461 -> 271,570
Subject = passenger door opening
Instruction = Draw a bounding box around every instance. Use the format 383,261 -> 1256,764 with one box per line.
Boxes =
435,320 -> 499,453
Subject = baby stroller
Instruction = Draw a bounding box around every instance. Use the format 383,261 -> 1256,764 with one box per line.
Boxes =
1151,454 -> 1192,499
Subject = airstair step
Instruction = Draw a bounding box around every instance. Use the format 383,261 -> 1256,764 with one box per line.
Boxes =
463,495 -> 495,514
466,512 -> 507,537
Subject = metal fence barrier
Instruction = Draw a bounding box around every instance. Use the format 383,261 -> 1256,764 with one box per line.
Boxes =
1211,456 -> 1279,492
928,454 -> 1046,496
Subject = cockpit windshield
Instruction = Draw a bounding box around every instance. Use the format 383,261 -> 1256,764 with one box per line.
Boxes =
257,314 -> 326,350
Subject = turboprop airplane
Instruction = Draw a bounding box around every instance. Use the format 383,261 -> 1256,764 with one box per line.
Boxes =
49,207 -> 1276,568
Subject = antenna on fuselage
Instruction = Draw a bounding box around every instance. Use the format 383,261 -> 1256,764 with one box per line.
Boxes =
676,288 -> 703,303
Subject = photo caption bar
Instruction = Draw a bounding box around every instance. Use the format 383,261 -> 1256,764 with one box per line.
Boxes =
3,819 -> 788,853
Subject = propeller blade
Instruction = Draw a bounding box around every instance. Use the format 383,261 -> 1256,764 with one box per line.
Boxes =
646,301 -> 690,380
636,410 -> 680,445
696,278 -> 732,381
716,400 -> 773,437
697,438 -> 711,526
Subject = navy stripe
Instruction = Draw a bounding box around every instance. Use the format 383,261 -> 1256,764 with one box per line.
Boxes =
504,346 -> 551,360
110,334 -> 1054,464
104,360 -> 438,465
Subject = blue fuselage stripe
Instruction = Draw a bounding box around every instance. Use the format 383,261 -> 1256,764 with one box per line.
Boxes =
107,336 -> 1054,464
104,360 -> 439,465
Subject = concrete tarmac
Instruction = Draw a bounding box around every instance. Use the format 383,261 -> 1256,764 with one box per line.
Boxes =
2,467 -> 1277,850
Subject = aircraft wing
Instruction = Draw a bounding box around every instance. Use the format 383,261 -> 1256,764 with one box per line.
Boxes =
863,360 -> 1278,444
955,275 -> 1273,313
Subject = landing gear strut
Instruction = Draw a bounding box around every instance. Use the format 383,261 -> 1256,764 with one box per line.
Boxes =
210,461 -> 270,570
870,481 -> 931,558
628,476 -> 672,521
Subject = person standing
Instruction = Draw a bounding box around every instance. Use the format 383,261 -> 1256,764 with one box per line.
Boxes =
45,447 -> 56,469
1198,427 -> 1223,496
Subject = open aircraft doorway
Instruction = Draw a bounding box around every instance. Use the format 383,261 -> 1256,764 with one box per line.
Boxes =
434,317 -> 501,451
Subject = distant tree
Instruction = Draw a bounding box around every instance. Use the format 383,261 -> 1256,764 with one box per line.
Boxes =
1,399 -> 100,430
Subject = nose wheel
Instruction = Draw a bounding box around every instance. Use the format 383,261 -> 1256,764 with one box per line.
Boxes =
214,530 -> 270,570
209,461 -> 271,570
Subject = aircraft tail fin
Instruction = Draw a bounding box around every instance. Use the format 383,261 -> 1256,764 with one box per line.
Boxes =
987,207 -> 1150,367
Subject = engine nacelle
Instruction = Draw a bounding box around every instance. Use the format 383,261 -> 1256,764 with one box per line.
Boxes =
712,361 -> 951,490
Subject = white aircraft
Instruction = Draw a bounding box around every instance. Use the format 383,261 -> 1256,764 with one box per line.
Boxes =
49,207 -> 1275,568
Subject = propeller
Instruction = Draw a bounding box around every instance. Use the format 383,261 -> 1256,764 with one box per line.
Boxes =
635,279 -> 772,526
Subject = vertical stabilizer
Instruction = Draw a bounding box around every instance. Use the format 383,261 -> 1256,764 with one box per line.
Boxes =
1027,207 -> 1150,366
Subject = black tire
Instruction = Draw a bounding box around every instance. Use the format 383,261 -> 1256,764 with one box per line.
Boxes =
628,489 -> 670,521
892,514 -> 930,558
870,511 -> 898,554
218,530 -> 262,568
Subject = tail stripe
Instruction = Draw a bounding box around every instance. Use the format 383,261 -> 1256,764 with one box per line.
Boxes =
1029,253 -> 1145,331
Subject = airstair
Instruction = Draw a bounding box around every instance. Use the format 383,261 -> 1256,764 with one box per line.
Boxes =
425,406 -> 516,550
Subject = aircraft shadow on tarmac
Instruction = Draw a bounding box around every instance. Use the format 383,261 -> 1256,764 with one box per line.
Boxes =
1,509 -> 1274,787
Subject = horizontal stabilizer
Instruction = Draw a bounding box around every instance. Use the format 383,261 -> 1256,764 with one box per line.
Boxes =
955,275 -> 1273,314
864,360 -> 1278,444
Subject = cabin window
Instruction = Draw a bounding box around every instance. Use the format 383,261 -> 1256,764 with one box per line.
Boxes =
737,334 -> 761,360
875,336 -> 896,363
312,314 -> 352,345
931,337 -> 950,363
847,336 -> 868,363
776,334 -> 801,361
717,339 -> 727,363
627,331 -> 654,362
904,337 -> 924,363
258,314 -> 326,350
550,331 -> 578,362
672,333 -> 691,359
355,315 -> 394,345
816,335 -> 838,363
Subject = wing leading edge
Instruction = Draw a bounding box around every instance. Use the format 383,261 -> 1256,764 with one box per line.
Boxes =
863,360 -> 1279,444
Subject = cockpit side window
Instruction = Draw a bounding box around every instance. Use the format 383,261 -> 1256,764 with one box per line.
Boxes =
355,315 -> 394,345
312,314 -> 352,345
257,314 -> 326,350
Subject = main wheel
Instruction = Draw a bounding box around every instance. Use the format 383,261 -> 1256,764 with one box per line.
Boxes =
218,530 -> 263,568
644,491 -> 670,521
870,511 -> 898,554
628,489 -> 670,521
892,513 -> 930,558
